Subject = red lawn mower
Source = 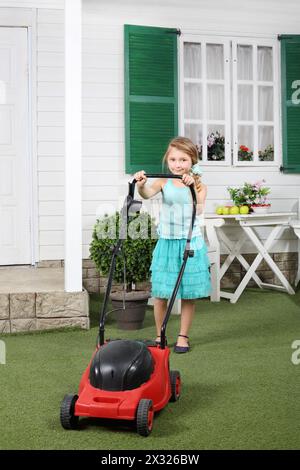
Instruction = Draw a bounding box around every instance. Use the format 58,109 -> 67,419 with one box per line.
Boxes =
60,174 -> 197,436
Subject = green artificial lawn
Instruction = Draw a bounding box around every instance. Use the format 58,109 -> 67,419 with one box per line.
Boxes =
1,288 -> 300,450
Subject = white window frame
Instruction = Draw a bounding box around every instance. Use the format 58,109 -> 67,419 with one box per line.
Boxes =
179,35 -> 232,166
179,34 -> 280,167
232,37 -> 280,167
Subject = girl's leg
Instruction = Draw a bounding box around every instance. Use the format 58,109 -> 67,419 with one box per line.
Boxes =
176,299 -> 195,347
154,298 -> 168,339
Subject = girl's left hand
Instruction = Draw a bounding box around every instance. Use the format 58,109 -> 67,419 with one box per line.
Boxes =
182,174 -> 194,186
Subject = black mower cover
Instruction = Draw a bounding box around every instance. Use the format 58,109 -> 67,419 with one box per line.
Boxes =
89,340 -> 154,391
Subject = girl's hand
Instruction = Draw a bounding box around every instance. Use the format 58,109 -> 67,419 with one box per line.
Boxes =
134,170 -> 147,187
182,174 -> 194,186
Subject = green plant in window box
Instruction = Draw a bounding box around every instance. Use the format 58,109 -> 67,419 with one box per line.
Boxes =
258,145 -> 274,162
197,131 -> 225,161
238,145 -> 253,161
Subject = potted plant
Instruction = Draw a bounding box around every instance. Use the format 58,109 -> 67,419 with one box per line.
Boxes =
258,145 -> 274,162
238,145 -> 253,161
197,131 -> 225,161
90,211 -> 158,330
227,180 -> 271,213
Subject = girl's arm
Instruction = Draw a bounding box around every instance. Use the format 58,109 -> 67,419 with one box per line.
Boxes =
133,171 -> 164,199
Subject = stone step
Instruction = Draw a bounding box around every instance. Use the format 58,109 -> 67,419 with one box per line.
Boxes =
0,290 -> 89,334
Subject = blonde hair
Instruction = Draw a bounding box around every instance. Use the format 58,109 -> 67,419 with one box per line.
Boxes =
163,136 -> 202,192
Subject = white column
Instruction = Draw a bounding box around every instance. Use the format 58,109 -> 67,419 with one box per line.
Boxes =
64,0 -> 82,292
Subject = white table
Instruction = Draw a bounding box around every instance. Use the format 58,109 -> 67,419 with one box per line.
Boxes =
205,212 -> 297,303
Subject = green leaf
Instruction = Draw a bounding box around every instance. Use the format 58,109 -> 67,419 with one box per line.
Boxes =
89,211 -> 158,288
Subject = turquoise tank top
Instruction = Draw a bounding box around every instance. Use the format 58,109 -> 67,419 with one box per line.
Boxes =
158,179 -> 202,239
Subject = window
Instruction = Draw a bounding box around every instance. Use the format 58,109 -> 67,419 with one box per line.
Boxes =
180,35 -> 279,166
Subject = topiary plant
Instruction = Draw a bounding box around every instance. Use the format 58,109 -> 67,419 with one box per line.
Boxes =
89,211 -> 158,292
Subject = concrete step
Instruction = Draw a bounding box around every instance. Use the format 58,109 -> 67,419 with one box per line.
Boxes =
0,266 -> 64,293
0,267 -> 89,333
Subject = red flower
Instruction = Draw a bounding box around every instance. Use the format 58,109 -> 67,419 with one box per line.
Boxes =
239,145 -> 249,152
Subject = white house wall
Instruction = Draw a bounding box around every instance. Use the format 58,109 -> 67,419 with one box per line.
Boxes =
80,0 -> 300,258
0,1 -> 64,8
2,1 -> 300,262
37,4 -> 127,262
37,8 -> 64,260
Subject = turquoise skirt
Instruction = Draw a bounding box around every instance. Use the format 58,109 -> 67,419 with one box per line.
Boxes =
150,236 -> 211,300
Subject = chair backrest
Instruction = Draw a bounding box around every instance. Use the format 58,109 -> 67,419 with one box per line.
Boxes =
207,246 -> 217,264
202,217 -> 224,251
290,197 -> 300,229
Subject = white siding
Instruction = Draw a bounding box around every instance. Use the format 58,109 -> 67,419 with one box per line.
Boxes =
80,0 -> 300,258
37,8 -> 64,260
0,4 -> 64,261
0,1 -> 63,8
81,18 -> 126,258
83,0 -> 300,35
3,1 -> 300,261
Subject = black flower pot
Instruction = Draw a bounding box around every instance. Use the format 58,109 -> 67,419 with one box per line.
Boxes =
110,290 -> 150,330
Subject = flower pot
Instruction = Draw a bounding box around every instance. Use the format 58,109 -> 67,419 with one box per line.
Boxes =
110,290 -> 150,330
251,204 -> 271,214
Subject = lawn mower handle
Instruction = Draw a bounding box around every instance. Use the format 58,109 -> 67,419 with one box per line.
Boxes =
130,174 -> 197,350
98,174 -> 197,349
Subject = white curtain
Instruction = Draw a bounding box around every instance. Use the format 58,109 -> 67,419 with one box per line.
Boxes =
184,43 -> 225,124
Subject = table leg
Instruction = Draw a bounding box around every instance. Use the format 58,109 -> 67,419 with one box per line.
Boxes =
242,225 -> 295,295
226,224 -> 295,303
218,229 -> 263,287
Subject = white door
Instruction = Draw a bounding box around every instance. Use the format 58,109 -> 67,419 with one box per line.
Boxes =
0,27 -> 31,265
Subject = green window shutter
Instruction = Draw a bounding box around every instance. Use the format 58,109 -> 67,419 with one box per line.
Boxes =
281,35 -> 300,173
124,25 -> 178,174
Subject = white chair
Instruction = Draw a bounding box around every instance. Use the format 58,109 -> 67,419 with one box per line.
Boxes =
203,217 -> 224,302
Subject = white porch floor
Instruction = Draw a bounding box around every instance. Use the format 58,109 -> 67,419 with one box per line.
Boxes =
0,266 -> 64,293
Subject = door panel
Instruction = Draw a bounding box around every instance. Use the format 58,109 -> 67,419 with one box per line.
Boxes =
0,27 -> 31,265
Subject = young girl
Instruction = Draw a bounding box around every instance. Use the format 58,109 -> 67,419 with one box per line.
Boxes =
134,136 -> 211,353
